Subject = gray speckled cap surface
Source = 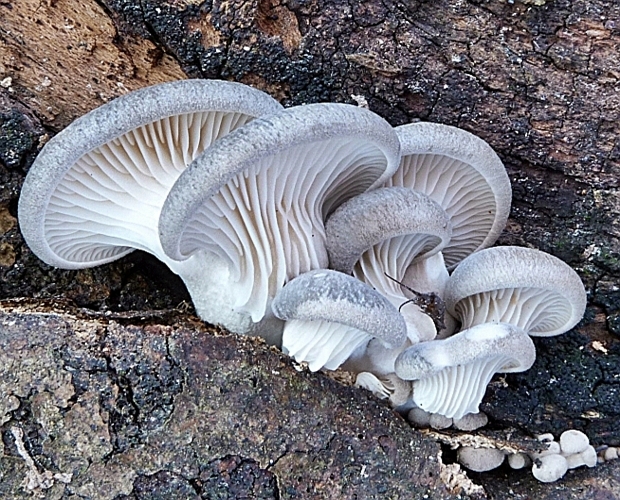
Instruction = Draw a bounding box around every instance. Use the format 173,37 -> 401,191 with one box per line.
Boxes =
18,79 -> 282,268
326,186 -> 452,273
394,322 -> 536,380
272,269 -> 407,348
445,246 -> 587,336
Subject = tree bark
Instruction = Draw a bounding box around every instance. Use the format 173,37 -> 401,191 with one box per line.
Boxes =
1,0 -> 620,497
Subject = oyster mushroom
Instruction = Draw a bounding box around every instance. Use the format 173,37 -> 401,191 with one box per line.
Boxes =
159,103 -> 401,338
271,269 -> 407,371
386,122 -> 512,268
18,79 -> 283,269
445,246 -> 587,336
394,322 -> 536,419
326,186 -> 452,342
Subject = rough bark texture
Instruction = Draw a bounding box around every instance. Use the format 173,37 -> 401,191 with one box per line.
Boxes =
0,302 -> 449,499
1,0 -> 620,497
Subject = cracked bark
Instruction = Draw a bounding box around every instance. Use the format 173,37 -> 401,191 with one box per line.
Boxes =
1,0 -> 620,498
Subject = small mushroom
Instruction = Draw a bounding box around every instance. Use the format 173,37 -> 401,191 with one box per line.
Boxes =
530,435 -> 561,459
407,407 -> 432,428
559,429 -> 590,455
445,246 -> 587,336
159,103 -> 400,336
507,452 -> 532,470
19,79 -> 282,268
394,322 -> 536,419
387,122 -> 511,267
532,454 -> 569,483
603,447 -> 618,461
326,187 -> 452,342
565,445 -> 597,469
452,411 -> 489,431
457,446 -> 505,472
429,413 -> 453,430
271,270 -> 407,372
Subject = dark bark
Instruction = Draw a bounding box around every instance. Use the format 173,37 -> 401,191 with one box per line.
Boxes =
1,0 -> 620,497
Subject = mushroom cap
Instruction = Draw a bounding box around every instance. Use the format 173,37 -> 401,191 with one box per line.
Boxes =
326,186 -> 452,274
407,407 -> 433,428
559,429 -> 590,455
445,246 -> 587,336
565,445 -> 597,469
387,122 -> 511,268
532,454 -> 568,483
273,270 -> 407,371
507,452 -> 532,470
159,103 -> 401,325
457,446 -> 505,472
326,187 -> 452,342
603,447 -> 618,461
18,79 -> 282,269
395,322 -> 536,419
452,411 -> 489,431
272,269 -> 407,348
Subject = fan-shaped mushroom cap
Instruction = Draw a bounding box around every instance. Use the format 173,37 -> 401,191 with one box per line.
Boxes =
394,322 -> 536,419
160,103 -> 400,333
271,270 -> 407,372
19,79 -> 282,269
445,246 -> 587,336
326,187 -> 451,342
386,122 -> 511,268
326,187 -> 451,273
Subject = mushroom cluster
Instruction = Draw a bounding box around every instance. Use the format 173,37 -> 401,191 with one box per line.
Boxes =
453,429 -> 603,483
19,79 -> 587,427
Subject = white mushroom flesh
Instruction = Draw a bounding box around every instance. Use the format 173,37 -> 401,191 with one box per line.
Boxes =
282,318 -> 372,372
178,140 -> 389,321
45,111 -> 253,264
386,153 -> 498,267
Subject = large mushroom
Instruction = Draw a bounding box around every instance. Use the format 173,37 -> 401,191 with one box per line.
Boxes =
271,269 -> 407,371
386,122 -> 512,268
325,187 -> 452,342
159,103 -> 401,338
394,322 -> 536,419
444,246 -> 587,336
18,79 -> 283,268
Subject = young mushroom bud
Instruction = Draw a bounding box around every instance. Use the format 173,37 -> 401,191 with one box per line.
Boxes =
457,446 -> 506,472
271,270 -> 407,372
